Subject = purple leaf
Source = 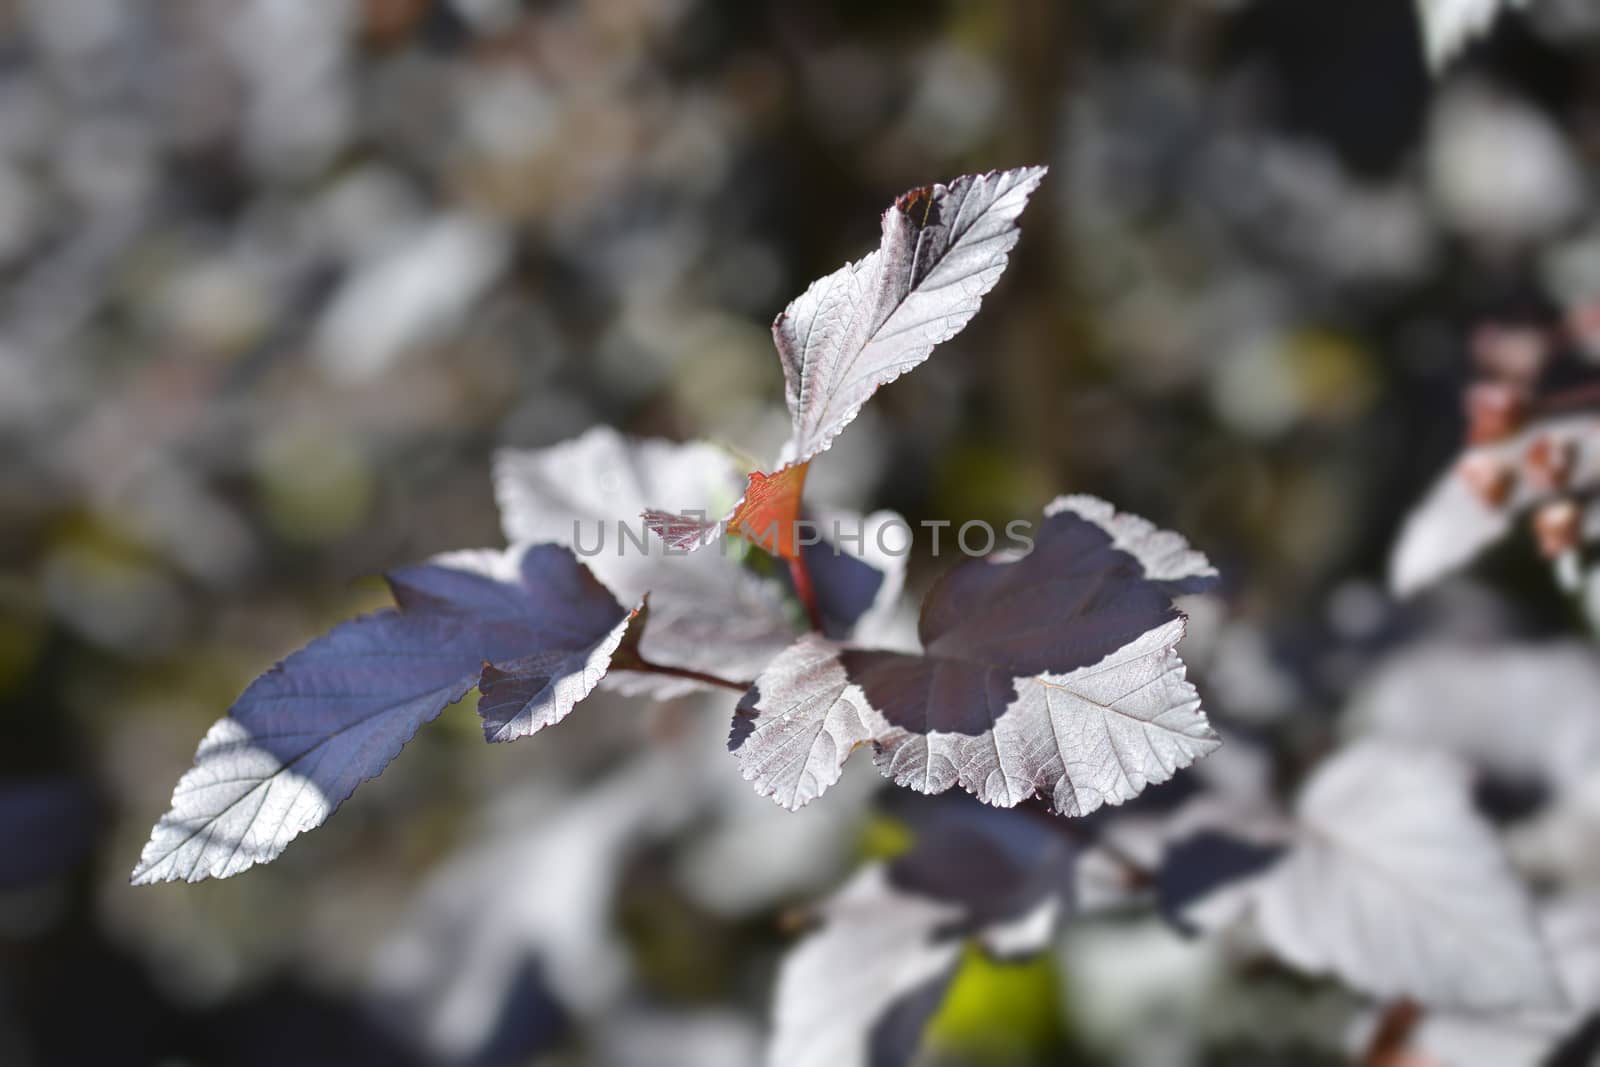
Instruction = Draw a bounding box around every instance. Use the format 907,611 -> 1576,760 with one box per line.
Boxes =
805,537 -> 887,640
884,795 -> 1077,941
731,496 -> 1220,813
132,544 -> 632,884
798,509 -> 909,641
1156,829 -> 1285,937
1045,494 -> 1220,596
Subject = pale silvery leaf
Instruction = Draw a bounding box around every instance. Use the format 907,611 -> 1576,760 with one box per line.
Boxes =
731,497 -> 1220,814
1045,494 -> 1220,595
132,544 -> 633,884
768,797 -> 1075,1067
1379,895 -> 1600,1067
1245,741 -> 1562,1011
1391,414 -> 1600,597
770,866 -> 965,1067
1356,641 -> 1600,793
494,427 -> 800,694
641,168 -> 1044,562
774,167 -> 1047,467
1391,458 -> 1513,598
1417,0 -> 1531,69
494,427 -> 901,694
1511,772 -> 1600,886
1401,1013 -> 1563,1067
369,750 -> 703,1062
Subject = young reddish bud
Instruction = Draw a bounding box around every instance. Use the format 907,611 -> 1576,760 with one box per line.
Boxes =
1470,324 -> 1549,386
1524,435 -> 1575,492
1533,498 -> 1581,559
1456,451 -> 1514,508
1464,382 -> 1527,444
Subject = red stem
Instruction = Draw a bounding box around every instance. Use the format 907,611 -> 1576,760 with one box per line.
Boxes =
788,554 -> 826,632
628,660 -> 751,692
613,644 -> 752,692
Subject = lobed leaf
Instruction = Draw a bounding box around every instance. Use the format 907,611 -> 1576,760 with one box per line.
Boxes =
731,496 -> 1220,814
1244,741 -> 1563,1011
132,544 -> 634,884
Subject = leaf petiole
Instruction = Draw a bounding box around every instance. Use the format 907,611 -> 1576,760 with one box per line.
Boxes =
611,646 -> 753,692
788,553 -> 825,633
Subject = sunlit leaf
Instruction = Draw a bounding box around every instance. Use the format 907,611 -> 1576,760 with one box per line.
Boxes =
646,167 -> 1046,560
1385,894 -> 1600,1066
1243,741 -> 1563,1011
771,865 -> 965,1067
1390,414 -> 1600,597
731,497 -> 1220,814
132,545 -> 634,884
776,167 -> 1046,466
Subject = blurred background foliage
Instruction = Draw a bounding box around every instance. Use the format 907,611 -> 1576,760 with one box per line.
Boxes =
1,0 -> 1598,1064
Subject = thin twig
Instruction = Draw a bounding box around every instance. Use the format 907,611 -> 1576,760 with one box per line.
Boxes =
618,657 -> 752,693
